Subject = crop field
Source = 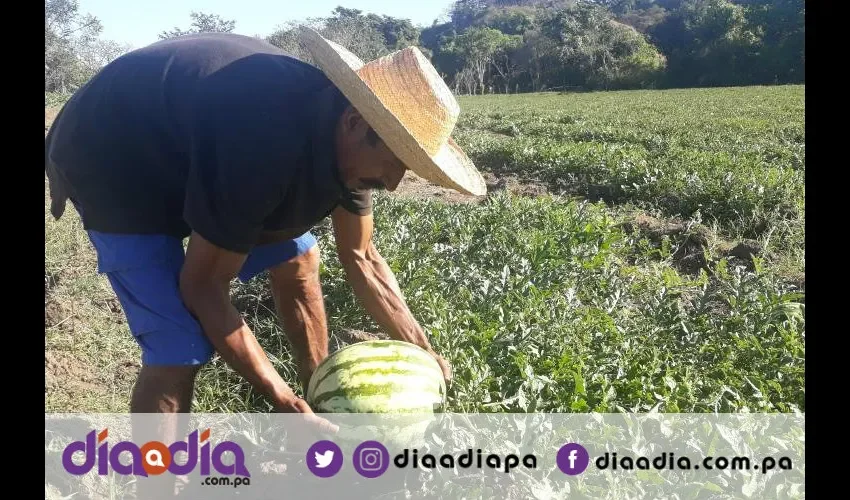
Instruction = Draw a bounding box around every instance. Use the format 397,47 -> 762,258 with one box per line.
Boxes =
45,85 -> 804,414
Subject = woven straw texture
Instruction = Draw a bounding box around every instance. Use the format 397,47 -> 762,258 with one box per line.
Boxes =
298,26 -> 486,196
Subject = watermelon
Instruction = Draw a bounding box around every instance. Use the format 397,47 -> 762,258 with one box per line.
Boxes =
306,339 -> 447,414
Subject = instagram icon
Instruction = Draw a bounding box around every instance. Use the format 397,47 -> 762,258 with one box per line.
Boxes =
353,441 -> 390,478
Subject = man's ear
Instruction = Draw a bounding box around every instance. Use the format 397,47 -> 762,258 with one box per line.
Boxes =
341,105 -> 365,134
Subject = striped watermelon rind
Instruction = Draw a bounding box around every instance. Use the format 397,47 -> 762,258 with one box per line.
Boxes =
332,417 -> 436,450
306,339 -> 447,414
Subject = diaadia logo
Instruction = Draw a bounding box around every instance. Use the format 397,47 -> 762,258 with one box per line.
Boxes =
61,428 -> 251,478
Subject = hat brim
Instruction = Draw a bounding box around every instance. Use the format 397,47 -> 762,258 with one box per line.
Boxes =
298,26 -> 487,197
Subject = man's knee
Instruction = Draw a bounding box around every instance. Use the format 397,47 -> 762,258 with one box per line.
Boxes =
270,244 -> 321,284
239,232 -> 318,283
295,244 -> 321,274
139,364 -> 200,382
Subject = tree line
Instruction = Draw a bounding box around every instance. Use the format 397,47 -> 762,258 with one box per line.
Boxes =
46,0 -> 804,98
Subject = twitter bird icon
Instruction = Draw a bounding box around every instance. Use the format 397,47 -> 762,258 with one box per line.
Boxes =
315,450 -> 335,468
307,440 -> 343,477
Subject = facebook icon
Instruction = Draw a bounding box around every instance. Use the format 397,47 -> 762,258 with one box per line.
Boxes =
557,443 -> 590,475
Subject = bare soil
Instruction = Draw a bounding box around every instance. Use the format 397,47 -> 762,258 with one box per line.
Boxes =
482,171 -> 550,197
391,169 -> 551,204
45,351 -> 106,397
619,213 -> 771,276
45,298 -> 69,329
334,328 -> 390,344
391,170 -> 484,203
623,214 -> 712,274
45,107 -> 60,135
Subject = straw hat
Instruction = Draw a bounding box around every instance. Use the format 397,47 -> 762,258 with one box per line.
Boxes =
298,26 -> 487,196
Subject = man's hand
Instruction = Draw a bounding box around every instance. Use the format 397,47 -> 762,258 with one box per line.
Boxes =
429,351 -> 453,384
274,396 -> 340,435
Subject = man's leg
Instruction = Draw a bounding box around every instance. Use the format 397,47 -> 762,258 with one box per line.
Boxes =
129,366 -> 199,499
92,234 -> 215,405
130,365 -> 200,413
86,231 -> 216,498
269,245 -> 328,392
238,233 -> 328,392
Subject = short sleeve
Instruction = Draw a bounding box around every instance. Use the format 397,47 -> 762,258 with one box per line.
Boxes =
339,188 -> 373,216
183,72 -> 304,253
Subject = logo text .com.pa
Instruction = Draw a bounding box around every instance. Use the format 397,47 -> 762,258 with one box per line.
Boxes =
61,428 -> 251,477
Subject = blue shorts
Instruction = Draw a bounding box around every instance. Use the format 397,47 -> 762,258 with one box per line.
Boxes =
86,230 -> 317,366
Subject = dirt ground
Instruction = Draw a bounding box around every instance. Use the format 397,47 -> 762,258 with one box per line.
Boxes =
391,169 -> 551,203
45,107 -> 59,135
45,350 -> 104,396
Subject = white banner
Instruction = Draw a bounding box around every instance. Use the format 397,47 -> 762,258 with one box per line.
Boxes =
46,412 -> 805,499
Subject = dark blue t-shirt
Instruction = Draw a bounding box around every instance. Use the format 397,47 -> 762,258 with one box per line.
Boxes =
45,32 -> 372,253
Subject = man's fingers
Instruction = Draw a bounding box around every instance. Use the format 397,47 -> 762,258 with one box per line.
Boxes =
435,355 -> 453,384
307,414 -> 340,434
424,348 -> 452,384
290,398 -> 340,434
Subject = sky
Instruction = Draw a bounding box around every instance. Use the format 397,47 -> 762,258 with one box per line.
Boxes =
78,0 -> 456,50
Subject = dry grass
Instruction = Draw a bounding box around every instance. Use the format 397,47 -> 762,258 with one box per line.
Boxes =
45,176 -> 141,412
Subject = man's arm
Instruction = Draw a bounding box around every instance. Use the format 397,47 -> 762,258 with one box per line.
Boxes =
331,206 -> 452,381
179,231 -> 304,411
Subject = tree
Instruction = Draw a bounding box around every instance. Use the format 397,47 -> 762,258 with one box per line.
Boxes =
513,27 -> 561,91
649,0 -> 761,87
541,3 -> 666,89
616,4 -> 669,32
737,0 -> 804,83
421,22 -> 464,82
158,11 -> 236,40
267,8 -> 410,65
477,6 -> 537,34
77,39 -> 133,78
607,21 -> 667,88
250,1 -> 803,93
448,27 -> 522,94
46,0 -> 103,92
317,8 -> 389,61
366,14 -> 421,50
450,0 -> 490,30
46,0 -> 129,93
267,21 -> 316,62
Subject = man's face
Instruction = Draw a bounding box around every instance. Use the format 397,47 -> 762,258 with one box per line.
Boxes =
335,106 -> 407,192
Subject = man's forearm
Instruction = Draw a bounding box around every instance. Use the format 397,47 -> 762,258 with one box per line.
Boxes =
340,243 -> 431,350
180,281 -> 297,408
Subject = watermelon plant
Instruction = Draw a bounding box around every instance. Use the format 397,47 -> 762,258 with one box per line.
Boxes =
207,86 -> 804,415
46,85 -> 804,416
